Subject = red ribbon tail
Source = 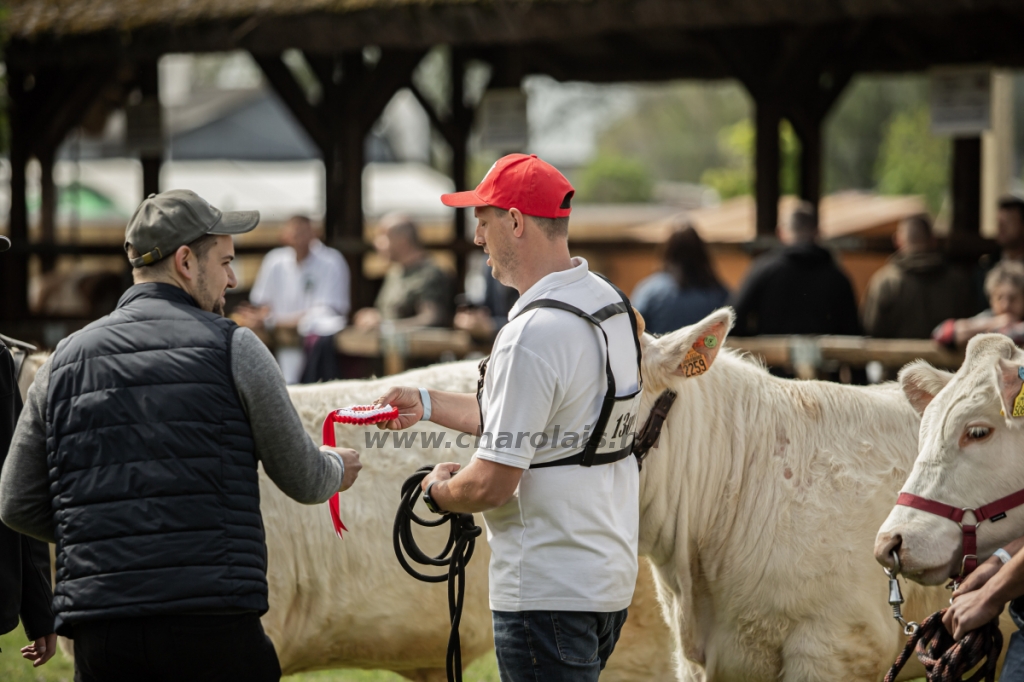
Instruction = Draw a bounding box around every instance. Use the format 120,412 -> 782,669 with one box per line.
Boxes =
329,492 -> 347,539
323,414 -> 347,539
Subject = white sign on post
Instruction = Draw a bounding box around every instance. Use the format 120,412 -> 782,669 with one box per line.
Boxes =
477,88 -> 528,152
930,67 -> 992,136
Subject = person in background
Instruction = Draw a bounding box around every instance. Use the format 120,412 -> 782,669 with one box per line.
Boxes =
933,260 -> 1024,348
630,223 -> 729,335
862,214 -> 975,339
454,263 -> 519,341
237,215 -> 350,384
976,195 -> 1024,310
353,214 -> 454,330
0,234 -> 57,671
730,202 -> 861,337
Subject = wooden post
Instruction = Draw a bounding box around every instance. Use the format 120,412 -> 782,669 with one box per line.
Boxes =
3,71 -> 30,320
755,97 -> 781,237
320,55 -> 343,245
139,60 -> 162,198
794,116 -> 822,208
450,50 -> 472,295
952,137 -> 982,234
38,147 -> 58,273
339,53 -> 365,247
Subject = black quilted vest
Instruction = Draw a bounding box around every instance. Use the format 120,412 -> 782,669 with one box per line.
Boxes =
46,283 -> 266,634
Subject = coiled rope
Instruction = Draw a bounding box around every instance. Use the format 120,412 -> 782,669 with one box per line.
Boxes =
393,466 -> 482,682
884,610 -> 1002,682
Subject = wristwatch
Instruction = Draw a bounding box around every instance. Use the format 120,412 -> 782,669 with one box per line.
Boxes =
423,481 -> 445,515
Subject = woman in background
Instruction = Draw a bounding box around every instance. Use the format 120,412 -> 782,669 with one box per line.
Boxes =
631,223 -> 729,335
933,259 -> 1024,348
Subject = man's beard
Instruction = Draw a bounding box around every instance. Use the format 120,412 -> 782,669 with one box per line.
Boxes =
490,245 -> 518,288
195,269 -> 225,317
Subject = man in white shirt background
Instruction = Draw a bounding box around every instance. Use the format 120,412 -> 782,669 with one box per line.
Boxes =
375,154 -> 641,682
236,215 -> 350,383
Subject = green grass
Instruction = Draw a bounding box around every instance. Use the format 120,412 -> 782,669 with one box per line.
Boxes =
0,624 -> 499,682
0,627 -> 74,682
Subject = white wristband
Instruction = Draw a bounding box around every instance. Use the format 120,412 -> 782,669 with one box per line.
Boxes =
419,387 -> 432,422
995,548 -> 1013,565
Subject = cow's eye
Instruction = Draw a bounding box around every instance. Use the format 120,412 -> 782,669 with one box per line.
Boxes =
965,426 -> 992,442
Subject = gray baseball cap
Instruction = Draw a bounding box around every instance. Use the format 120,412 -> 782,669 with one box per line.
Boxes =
124,189 -> 259,267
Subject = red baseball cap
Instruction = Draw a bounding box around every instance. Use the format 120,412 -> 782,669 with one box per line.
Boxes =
441,154 -> 574,219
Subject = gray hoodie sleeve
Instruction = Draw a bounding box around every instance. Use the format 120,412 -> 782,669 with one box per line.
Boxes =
0,356 -> 56,544
231,327 -> 344,504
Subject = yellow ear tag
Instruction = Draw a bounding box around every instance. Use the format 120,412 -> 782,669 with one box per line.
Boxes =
1013,366 -> 1024,417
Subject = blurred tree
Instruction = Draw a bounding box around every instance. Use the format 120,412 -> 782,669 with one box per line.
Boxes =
824,75 -> 930,192
588,81 -> 750,183
874,105 -> 950,213
700,119 -> 800,199
583,74 -> 955,206
576,153 -> 653,202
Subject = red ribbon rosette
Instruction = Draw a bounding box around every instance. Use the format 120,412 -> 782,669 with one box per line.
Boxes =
323,404 -> 400,538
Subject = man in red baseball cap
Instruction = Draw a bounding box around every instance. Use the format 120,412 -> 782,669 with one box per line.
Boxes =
376,154 -> 644,681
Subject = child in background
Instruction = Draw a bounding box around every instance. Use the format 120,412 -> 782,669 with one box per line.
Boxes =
933,260 -> 1024,348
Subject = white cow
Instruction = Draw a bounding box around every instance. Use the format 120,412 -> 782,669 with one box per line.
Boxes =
635,309 -> 992,681
876,333 -> 1024,588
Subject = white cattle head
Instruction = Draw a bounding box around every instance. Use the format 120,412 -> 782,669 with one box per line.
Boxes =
875,333 -> 1024,584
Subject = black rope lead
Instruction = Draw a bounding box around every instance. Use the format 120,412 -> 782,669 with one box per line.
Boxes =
884,610 -> 1002,682
394,466 -> 482,682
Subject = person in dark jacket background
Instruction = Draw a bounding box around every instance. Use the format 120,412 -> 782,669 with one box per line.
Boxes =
862,214 -> 975,339
730,202 -> 861,337
631,222 -> 729,335
0,191 -> 363,682
0,233 -> 57,670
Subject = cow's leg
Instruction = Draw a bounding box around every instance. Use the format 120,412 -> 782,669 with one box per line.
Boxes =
396,669 -> 448,682
780,619 -> 889,682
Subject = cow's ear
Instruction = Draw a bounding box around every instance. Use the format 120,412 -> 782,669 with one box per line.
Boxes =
648,307 -> 734,379
995,359 -> 1024,420
899,360 -> 953,415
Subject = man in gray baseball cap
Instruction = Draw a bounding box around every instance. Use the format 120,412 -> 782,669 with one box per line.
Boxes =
2,189 -> 362,682
122,189 -> 259,314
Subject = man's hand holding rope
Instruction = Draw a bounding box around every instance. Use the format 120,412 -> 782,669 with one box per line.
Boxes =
945,536 -> 1024,639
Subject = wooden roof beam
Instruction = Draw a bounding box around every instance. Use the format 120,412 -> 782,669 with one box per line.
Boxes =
252,53 -> 330,152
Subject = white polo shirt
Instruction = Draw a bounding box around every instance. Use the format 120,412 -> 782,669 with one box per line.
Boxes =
476,257 -> 640,613
250,240 -> 351,383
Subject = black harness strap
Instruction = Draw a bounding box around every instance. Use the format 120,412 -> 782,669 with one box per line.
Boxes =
475,275 -> 645,470
516,298 -> 621,468
632,389 -> 678,470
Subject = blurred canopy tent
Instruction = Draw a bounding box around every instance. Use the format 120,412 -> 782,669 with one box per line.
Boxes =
5,0 -> 1024,319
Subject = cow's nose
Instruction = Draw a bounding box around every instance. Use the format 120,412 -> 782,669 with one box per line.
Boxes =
874,533 -> 902,570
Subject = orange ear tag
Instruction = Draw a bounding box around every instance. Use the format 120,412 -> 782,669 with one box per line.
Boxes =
681,336 -> 714,378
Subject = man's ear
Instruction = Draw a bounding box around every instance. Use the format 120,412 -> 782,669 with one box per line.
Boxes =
508,208 -> 525,237
996,358 -> 1024,419
173,244 -> 196,282
899,360 -> 954,415
645,308 -> 734,380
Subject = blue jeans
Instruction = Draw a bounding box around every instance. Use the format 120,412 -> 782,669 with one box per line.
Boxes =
492,610 -> 628,682
1003,599 -> 1024,680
